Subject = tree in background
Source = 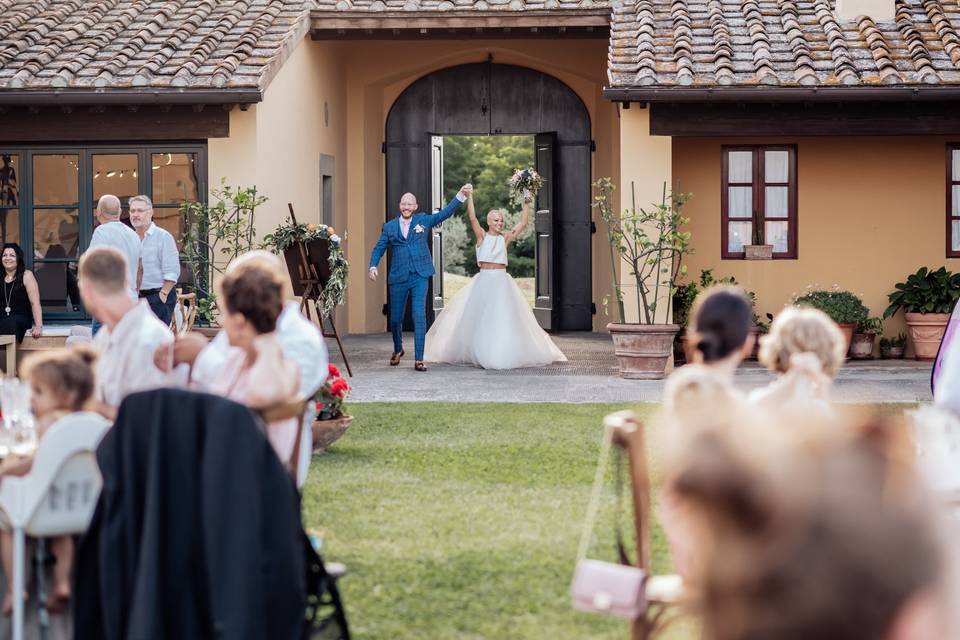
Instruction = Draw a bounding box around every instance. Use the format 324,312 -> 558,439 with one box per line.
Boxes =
443,135 -> 535,277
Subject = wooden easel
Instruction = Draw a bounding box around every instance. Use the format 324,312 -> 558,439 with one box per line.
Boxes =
287,203 -> 353,377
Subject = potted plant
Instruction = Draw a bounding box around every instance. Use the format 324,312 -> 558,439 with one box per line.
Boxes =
312,364 -> 352,452
594,178 -> 692,379
744,209 -> 773,260
850,317 -> 883,360
751,312 -> 774,360
883,267 -> 960,360
879,333 -> 907,359
793,287 -> 868,354
180,180 -> 267,329
262,218 -> 349,318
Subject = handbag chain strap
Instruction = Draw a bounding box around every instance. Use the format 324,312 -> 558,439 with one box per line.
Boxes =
576,424 -> 614,562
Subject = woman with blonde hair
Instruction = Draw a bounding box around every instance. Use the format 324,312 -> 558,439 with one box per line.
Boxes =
750,306 -> 846,415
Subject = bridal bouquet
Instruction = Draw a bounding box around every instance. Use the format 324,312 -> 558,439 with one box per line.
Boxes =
509,167 -> 543,205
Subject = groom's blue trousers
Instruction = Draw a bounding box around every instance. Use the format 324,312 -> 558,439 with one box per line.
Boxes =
389,276 -> 429,361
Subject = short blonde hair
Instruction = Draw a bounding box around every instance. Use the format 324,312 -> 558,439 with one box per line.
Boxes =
79,246 -> 128,295
759,306 -> 846,377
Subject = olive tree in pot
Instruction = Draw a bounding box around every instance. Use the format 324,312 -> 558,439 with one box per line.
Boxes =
884,267 -> 960,360
594,178 -> 692,379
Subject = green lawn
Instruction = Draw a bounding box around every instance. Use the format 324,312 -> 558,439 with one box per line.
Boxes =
301,403 -> 694,640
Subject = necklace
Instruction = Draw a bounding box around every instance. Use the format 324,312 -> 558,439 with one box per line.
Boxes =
3,278 -> 14,316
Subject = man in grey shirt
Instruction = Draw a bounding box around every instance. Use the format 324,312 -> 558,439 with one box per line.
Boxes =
88,194 -> 141,334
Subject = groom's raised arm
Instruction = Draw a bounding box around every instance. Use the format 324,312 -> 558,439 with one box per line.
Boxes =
424,184 -> 471,228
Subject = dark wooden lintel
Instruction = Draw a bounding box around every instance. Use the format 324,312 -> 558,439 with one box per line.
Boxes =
0,105 -> 229,141
650,102 -> 960,136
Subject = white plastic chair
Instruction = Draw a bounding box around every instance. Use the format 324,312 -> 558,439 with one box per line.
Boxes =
0,412 -> 111,640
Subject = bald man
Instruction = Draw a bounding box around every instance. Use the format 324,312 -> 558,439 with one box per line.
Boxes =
369,184 -> 471,371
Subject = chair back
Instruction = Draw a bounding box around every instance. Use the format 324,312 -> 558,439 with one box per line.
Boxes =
256,398 -> 309,477
0,412 -> 111,537
171,289 -> 198,335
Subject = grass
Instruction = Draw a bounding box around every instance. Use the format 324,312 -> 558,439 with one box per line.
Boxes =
443,272 -> 535,308
301,403 -> 695,640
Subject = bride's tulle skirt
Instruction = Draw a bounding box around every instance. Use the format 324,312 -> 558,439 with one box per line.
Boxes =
425,269 -> 567,369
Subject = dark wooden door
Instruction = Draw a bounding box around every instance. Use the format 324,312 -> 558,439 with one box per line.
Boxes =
533,132 -> 558,330
430,135 -> 445,312
385,62 -> 592,331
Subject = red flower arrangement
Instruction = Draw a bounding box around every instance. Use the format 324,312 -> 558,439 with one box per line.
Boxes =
315,363 -> 350,420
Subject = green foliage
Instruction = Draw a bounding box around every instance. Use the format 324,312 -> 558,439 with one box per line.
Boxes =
793,288 -> 869,325
180,180 -> 266,322
442,136 -> 535,277
262,219 -> 349,318
593,178 -> 693,325
439,216 -> 469,276
879,333 -> 908,348
674,268 -> 768,331
856,316 -> 884,336
883,266 -> 960,318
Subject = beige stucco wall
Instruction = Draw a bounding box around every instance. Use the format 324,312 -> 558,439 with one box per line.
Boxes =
337,38 -> 618,333
616,106 -> 673,325
674,136 -> 960,339
209,37 -> 348,326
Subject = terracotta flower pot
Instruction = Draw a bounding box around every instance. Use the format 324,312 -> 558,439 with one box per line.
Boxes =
905,312 -> 950,361
312,415 -> 353,451
849,333 -> 876,360
607,323 -> 680,380
837,323 -> 856,356
880,345 -> 905,359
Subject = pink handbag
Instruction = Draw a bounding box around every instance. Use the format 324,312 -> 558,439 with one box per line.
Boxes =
571,559 -> 646,619
571,422 -> 648,620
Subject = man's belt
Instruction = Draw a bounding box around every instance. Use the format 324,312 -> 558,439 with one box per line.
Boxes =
139,288 -> 162,298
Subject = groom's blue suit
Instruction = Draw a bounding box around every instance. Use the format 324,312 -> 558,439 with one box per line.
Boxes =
369,193 -> 465,361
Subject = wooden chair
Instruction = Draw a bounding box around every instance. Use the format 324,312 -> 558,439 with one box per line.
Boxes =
256,398 -> 309,480
170,289 -> 198,335
603,410 -> 685,640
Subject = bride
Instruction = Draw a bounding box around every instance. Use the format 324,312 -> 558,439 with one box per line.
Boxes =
424,190 -> 567,369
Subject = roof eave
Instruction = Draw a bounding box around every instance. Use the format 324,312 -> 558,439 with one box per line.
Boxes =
602,86 -> 960,103
0,88 -> 263,107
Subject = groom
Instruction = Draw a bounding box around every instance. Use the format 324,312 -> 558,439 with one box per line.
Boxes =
369,183 -> 472,371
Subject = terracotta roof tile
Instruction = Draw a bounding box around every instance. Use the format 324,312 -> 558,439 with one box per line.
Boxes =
0,0 -> 311,95
608,0 -> 960,89
313,0 -> 606,10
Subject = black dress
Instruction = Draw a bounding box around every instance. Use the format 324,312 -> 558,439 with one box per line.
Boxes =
0,277 -> 32,342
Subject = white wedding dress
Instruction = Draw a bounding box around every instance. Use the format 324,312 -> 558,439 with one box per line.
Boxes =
425,233 -> 567,369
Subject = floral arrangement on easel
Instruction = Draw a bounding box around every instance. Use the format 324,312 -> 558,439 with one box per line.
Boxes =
263,218 -> 349,317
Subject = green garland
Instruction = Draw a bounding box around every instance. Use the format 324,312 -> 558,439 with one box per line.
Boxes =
263,218 -> 349,317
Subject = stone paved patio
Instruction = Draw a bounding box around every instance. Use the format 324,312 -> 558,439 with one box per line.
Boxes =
334,333 -> 933,404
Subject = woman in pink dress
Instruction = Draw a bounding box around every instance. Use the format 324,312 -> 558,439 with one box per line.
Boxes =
208,263 -> 301,467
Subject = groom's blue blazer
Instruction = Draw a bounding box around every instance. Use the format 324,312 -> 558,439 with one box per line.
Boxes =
369,196 -> 464,285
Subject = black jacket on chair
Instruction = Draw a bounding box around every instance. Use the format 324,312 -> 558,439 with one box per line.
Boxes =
75,388 -> 305,640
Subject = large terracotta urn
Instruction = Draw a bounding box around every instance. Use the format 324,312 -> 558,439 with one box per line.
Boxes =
607,323 -> 680,380
905,312 -> 950,360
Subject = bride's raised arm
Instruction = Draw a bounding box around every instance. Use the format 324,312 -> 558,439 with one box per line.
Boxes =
505,198 -> 531,245
467,192 -> 484,244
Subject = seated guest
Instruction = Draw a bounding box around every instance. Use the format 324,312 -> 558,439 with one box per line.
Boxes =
159,251 -> 327,484
0,345 -> 98,615
185,262 -> 300,467
671,418 -> 954,640
78,247 -> 172,419
749,306 -> 846,417
683,286 -> 755,381
0,243 -> 42,343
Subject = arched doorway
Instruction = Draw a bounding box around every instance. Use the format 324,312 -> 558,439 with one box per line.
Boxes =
385,62 -> 592,331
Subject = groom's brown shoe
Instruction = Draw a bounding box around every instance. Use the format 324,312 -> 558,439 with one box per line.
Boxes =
390,350 -> 404,366
414,361 -> 427,372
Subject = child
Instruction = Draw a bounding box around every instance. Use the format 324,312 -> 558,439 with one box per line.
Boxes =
1,345 -> 97,615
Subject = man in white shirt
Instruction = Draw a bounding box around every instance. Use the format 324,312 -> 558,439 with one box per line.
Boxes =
129,195 -> 181,325
79,246 -> 173,420
87,194 -> 141,334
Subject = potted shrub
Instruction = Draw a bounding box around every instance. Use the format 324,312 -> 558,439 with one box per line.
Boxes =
594,178 -> 692,379
850,317 -> 883,360
884,267 -> 960,360
879,333 -> 907,359
312,364 -> 352,452
744,209 -> 773,260
793,287 -> 868,354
